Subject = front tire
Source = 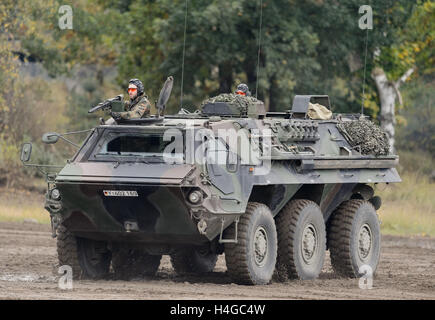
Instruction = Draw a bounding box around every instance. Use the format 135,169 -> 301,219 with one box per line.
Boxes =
328,199 -> 381,277
275,199 -> 326,281
57,225 -> 112,279
56,225 -> 81,279
224,202 -> 277,285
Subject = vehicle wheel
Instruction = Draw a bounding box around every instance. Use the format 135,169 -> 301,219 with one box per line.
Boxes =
112,248 -> 161,279
56,225 -> 82,279
224,202 -> 277,285
76,237 -> 112,279
57,225 -> 112,279
328,199 -> 381,278
275,199 -> 326,281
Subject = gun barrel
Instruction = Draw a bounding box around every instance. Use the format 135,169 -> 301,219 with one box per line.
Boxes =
88,95 -> 122,113
88,101 -> 110,113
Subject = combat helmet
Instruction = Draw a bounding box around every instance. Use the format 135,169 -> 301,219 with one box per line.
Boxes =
128,78 -> 145,96
235,83 -> 251,96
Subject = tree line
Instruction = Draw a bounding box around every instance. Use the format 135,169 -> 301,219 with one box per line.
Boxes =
0,0 -> 433,186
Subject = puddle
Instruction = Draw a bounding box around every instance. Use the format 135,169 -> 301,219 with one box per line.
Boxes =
0,273 -> 56,283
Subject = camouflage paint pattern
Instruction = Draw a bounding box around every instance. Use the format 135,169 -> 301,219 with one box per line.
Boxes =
45,100 -> 401,248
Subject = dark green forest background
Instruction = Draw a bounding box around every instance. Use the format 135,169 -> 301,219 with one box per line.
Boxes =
0,0 -> 433,187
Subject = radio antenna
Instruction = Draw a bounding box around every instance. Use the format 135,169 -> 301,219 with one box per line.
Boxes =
255,0 -> 263,99
361,27 -> 369,116
180,0 -> 188,108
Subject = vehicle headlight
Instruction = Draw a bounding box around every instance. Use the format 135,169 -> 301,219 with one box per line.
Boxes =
51,188 -> 61,200
188,190 -> 203,204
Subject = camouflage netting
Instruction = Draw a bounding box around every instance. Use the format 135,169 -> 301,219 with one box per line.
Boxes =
201,93 -> 259,115
337,119 -> 390,156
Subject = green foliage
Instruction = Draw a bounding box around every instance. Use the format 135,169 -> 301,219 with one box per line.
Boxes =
110,0 -> 429,115
0,134 -> 23,188
396,79 -> 435,158
376,0 -> 434,81
14,0 -> 120,78
4,0 -> 432,114
0,0 -> 433,189
109,0 -> 165,102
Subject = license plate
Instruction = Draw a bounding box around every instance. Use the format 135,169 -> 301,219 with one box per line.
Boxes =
103,190 -> 138,197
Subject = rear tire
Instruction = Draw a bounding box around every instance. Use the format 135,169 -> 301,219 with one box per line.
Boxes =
328,199 -> 381,278
275,199 -> 326,281
112,248 -> 161,279
224,202 -> 277,285
170,248 -> 217,275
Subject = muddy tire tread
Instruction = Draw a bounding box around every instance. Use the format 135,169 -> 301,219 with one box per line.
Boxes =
328,199 -> 374,277
56,225 -> 81,279
275,199 -> 326,279
225,202 -> 276,285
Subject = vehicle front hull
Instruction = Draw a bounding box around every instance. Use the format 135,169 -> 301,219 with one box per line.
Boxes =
56,182 -> 208,245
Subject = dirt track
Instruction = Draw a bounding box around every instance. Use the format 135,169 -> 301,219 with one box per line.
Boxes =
0,221 -> 434,300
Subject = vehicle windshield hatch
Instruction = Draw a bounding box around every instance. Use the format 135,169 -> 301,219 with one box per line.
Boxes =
89,132 -> 184,163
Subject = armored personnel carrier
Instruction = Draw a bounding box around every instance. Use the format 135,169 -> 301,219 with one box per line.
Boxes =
21,90 -> 400,285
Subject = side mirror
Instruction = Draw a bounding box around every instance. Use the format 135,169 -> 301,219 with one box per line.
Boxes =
42,132 -> 59,144
20,143 -> 32,162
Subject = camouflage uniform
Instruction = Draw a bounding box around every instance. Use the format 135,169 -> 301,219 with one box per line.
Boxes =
112,93 -> 151,120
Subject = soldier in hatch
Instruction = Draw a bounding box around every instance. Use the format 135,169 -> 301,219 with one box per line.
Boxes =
109,78 -> 151,122
234,83 -> 251,97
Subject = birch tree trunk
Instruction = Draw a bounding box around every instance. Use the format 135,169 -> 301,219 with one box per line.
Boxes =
371,67 -> 414,153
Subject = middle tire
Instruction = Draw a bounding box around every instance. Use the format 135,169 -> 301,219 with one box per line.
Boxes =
224,202 -> 277,285
275,199 -> 326,280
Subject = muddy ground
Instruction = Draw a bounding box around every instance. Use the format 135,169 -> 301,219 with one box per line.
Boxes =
0,221 -> 434,300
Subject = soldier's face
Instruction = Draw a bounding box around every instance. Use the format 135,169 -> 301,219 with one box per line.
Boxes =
128,84 -> 138,99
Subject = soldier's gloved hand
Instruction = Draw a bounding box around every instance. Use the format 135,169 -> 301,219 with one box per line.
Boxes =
110,112 -> 122,121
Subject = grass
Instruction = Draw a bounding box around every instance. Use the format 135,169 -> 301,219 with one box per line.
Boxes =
0,205 -> 50,224
0,188 -> 50,224
376,171 -> 434,237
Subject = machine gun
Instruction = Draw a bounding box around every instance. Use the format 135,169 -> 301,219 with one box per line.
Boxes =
88,94 -> 123,114
87,76 -> 173,125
